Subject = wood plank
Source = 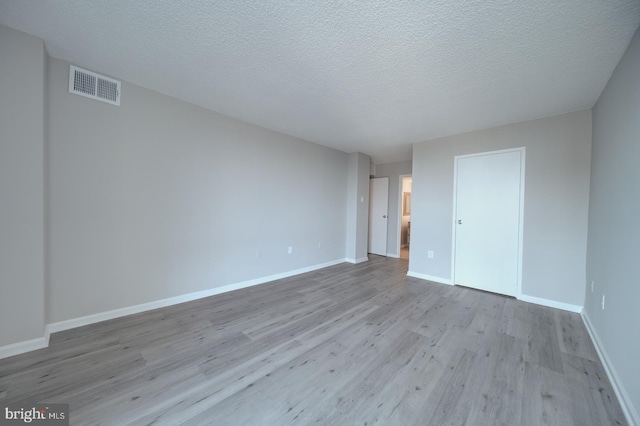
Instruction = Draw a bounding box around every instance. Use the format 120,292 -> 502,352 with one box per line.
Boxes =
555,310 -> 599,361
0,256 -> 627,425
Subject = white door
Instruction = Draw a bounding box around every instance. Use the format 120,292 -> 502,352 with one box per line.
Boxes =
369,177 -> 389,256
453,149 -> 524,296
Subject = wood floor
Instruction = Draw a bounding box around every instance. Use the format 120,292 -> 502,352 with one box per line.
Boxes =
400,247 -> 409,259
0,256 -> 626,425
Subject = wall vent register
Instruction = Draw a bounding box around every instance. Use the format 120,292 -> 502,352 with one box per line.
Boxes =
69,65 -> 120,106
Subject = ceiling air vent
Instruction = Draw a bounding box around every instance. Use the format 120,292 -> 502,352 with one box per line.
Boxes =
69,65 -> 121,106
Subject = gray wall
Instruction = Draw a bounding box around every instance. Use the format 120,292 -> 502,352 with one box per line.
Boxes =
346,152 -> 371,262
374,160 -> 412,257
0,26 -> 46,346
586,27 -> 640,422
411,110 -> 591,307
47,57 -> 348,323
356,153 -> 371,260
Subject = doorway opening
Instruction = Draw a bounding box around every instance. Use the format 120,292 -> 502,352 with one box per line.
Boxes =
399,175 -> 412,259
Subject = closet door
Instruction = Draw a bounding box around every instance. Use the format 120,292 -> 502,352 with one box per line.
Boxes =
453,149 -> 524,296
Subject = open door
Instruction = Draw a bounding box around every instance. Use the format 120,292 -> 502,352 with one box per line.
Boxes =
369,177 -> 389,256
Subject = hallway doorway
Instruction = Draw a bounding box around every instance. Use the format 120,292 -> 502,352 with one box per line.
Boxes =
399,175 -> 412,259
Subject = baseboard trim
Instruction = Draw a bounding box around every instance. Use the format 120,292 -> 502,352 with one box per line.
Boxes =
406,271 -> 452,285
582,311 -> 639,426
517,294 -> 583,313
47,258 -> 347,335
386,253 -> 400,258
0,336 -> 49,360
2,258 -> 348,359
346,257 -> 369,264
403,277 -> 585,314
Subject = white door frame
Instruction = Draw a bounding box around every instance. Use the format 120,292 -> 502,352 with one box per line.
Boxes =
450,147 -> 526,297
397,174 -> 412,257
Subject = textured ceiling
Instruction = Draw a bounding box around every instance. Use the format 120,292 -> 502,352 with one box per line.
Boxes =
1,1 -> 639,163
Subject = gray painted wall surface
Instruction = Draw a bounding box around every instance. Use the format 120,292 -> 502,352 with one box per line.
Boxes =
345,152 -> 371,263
411,110 -> 591,306
346,152 -> 371,261
345,153 -> 358,260
47,57 -> 348,323
586,27 -> 640,422
374,160 -> 412,256
0,26 -> 46,346
356,153 -> 371,260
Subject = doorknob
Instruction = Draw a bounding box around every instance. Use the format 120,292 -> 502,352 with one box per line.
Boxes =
383,215 -> 387,218
457,219 -> 463,224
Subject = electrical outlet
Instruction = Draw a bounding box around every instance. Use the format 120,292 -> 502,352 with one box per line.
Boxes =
256,250 -> 261,259
288,246 -> 293,254
601,294 -> 605,310
591,280 -> 594,293
318,242 -> 322,249
428,250 -> 434,259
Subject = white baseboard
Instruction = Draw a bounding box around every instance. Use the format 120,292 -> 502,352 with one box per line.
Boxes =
403,277 -> 585,314
346,257 -> 369,264
582,311 -> 639,426
45,286 -> 230,335
386,253 -> 400,258
2,258 -> 348,359
517,294 -> 583,313
0,336 -> 49,360
406,271 -> 452,285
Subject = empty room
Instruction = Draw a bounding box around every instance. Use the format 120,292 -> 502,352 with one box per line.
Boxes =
1,1 -> 639,425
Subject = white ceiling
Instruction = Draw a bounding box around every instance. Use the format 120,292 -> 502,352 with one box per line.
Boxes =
1,1 -> 639,164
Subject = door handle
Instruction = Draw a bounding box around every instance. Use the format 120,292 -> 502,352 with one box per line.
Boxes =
458,219 -> 463,224
383,215 -> 387,218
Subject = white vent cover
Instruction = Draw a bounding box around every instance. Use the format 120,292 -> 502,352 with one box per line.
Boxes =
69,65 -> 120,106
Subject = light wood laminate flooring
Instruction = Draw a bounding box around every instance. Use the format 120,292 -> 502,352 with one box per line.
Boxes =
400,247 -> 409,259
0,256 -> 626,425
